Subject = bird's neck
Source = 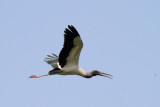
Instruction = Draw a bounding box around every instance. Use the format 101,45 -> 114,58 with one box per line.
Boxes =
78,67 -> 93,78
83,72 -> 93,78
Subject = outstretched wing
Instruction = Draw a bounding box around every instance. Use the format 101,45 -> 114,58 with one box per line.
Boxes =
44,53 -> 60,68
59,25 -> 83,68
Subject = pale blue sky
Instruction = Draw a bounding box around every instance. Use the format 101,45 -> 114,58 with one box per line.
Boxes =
0,0 -> 160,107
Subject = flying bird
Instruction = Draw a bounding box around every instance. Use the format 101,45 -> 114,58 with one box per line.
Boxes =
29,25 -> 113,79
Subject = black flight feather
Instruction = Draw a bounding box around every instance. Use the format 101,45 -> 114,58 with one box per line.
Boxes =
59,25 -> 80,67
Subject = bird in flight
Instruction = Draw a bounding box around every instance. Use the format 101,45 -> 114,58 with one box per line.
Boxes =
29,25 -> 113,79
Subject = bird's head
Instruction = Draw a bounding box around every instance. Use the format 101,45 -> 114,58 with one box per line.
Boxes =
84,70 -> 113,79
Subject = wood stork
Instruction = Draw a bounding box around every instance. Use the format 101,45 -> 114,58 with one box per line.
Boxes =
29,25 -> 113,79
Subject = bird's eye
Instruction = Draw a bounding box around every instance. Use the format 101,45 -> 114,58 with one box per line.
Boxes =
95,71 -> 99,74
93,71 -> 99,75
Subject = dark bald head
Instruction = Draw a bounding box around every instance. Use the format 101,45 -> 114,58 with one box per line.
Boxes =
83,70 -> 113,79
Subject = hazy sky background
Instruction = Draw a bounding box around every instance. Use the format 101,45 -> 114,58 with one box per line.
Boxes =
0,0 -> 160,107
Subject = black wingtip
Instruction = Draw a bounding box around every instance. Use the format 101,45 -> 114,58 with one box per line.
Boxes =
67,25 -> 79,36
68,25 -> 75,30
68,25 -> 73,28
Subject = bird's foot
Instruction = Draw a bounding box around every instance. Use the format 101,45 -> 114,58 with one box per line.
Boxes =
29,74 -> 49,78
29,75 -> 41,78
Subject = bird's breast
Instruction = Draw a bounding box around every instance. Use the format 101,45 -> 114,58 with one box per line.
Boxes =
59,65 -> 86,76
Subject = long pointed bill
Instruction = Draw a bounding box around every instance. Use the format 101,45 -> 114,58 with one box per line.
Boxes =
99,72 -> 113,79
29,74 -> 49,78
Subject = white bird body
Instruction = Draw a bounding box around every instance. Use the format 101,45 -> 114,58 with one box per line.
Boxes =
29,25 -> 112,79
58,65 -> 86,76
